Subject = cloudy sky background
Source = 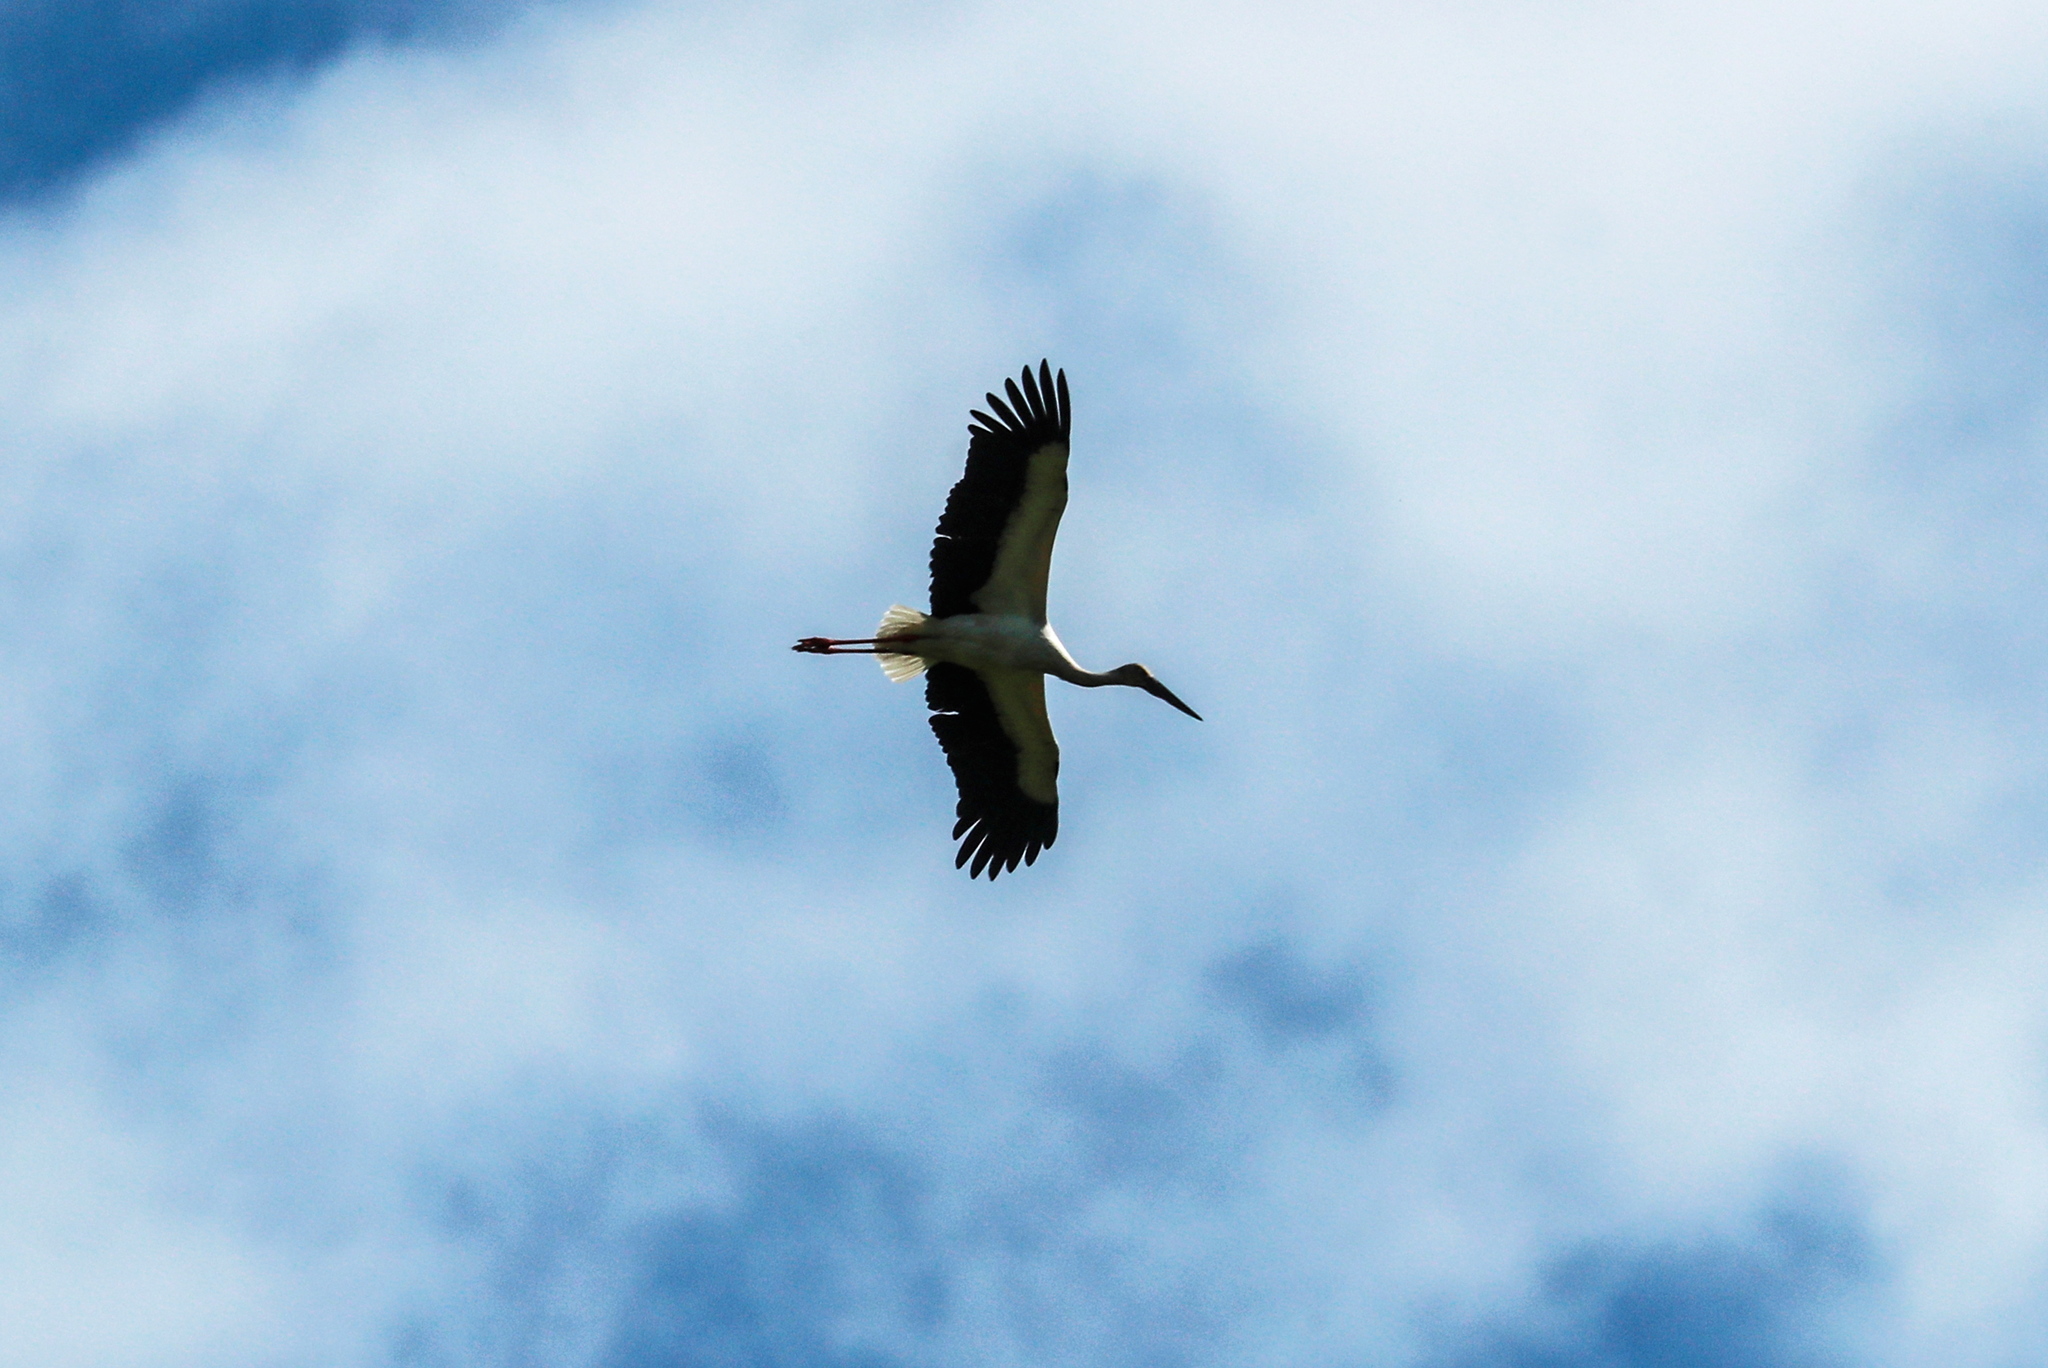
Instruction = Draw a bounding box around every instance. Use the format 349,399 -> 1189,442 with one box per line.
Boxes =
6,1 -> 2048,1363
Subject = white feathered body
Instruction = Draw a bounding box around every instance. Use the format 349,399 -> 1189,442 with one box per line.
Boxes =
873,605 -> 1082,683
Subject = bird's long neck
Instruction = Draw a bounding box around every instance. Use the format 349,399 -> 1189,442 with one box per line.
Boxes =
1038,627 -> 1115,688
1047,658 -> 1123,689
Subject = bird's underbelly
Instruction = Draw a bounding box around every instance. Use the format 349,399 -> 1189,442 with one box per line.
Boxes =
913,615 -> 1068,674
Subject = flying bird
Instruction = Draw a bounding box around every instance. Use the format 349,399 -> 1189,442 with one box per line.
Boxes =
795,361 -> 1201,878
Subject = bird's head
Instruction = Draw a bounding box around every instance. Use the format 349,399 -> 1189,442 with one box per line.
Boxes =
1112,663 -> 1203,720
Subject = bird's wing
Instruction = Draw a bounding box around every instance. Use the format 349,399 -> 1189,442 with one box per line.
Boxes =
925,662 -> 1059,879
929,361 -> 1070,622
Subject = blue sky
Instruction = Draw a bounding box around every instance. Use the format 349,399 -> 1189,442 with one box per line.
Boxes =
6,2 -> 2048,1364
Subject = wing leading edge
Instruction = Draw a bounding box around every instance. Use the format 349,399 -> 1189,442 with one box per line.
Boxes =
925,662 -> 1059,878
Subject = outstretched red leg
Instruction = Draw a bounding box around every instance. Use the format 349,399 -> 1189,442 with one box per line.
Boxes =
793,636 -> 923,654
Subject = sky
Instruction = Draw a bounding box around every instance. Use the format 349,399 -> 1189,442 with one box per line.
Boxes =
5,1 -> 2048,1364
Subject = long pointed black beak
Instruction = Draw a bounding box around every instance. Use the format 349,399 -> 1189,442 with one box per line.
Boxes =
1144,678 -> 1203,721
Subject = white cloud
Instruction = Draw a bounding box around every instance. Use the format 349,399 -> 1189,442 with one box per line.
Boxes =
5,1 -> 2048,1364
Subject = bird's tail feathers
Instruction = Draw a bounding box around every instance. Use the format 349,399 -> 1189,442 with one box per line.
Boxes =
876,604 -> 929,682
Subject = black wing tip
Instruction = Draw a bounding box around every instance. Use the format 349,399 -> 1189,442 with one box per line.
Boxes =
1024,359 -> 1069,438
951,808 -> 1058,880
967,362 -> 1070,439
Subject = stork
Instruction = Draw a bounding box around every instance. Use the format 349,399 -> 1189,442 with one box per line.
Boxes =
794,361 -> 1201,879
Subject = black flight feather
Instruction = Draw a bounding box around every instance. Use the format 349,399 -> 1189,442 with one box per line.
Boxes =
983,392 -> 1022,429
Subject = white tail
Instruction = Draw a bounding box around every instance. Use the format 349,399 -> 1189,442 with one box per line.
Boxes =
876,604 -> 928,682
